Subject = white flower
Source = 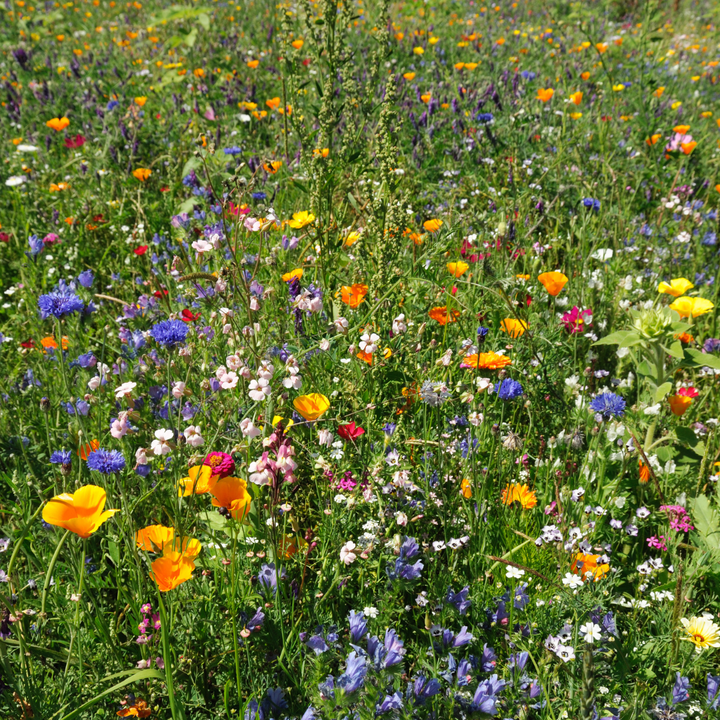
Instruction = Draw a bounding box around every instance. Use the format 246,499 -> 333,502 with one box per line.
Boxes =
184,425 -> 204,447
557,645 -> 576,662
643,403 -> 661,415
334,317 -> 349,334
317,429 -> 333,446
16,144 -> 39,153
416,592 -> 429,607
392,314 -> 407,335
87,376 -> 102,391
591,248 -> 614,262
395,512 -> 408,527
5,175 -> 26,187
579,622 -> 602,643
562,573 -> 584,589
135,447 -> 148,465
240,418 -> 261,438
115,381 -> 137,399
359,332 -> 379,354
363,606 -> 379,618
340,541 -> 357,565
506,566 -> 525,579
172,381 -> 187,399
151,428 -> 174,456
220,371 -> 239,390
192,239 -> 214,254
432,541 -> 446,552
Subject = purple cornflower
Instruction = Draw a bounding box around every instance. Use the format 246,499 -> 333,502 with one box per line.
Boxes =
50,450 -> 71,464
86,448 -> 126,474
589,392 -> 626,421
38,289 -> 84,319
495,378 -> 524,400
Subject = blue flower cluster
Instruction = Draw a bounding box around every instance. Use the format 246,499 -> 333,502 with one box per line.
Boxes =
37,289 -> 84,319
589,391 -> 626,421
495,378 -> 524,400
387,536 -> 423,581
149,319 -> 188,347
86,448 -> 126,474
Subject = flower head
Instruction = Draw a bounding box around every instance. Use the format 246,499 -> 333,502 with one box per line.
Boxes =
589,392 -> 626,421
423,218 -> 442,232
658,278 -> 694,297
340,284 -> 368,309
38,289 -> 84,319
178,465 -> 218,496
132,168 -> 152,182
46,117 -> 70,132
42,485 -> 119,538
536,88 -> 554,102
495,378 -> 523,400
151,551 -> 196,592
571,552 -> 609,581
86,448 -> 126,474
287,211 -> 315,229
538,271 -> 568,296
447,261 -> 469,278
500,318 -> 527,338
562,307 -> 592,334
429,306 -> 460,325
669,296 -> 714,318
681,616 -> 720,652
203,451 -> 235,477
460,352 -> 511,370
210,476 -> 252,520
293,393 -> 330,422
150,319 -> 188,347
501,483 -> 537,509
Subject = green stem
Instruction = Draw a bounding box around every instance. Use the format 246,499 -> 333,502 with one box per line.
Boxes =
64,539 -> 86,678
158,593 -> 186,720
41,529 -> 71,617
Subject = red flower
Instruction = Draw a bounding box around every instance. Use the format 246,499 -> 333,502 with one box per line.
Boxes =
153,288 -> 169,298
160,186 -> 170,192
302,58 -> 312,66
0,232 -> 10,243
337,422 -> 365,441
64,134 -> 86,149
677,387 -> 699,398
20,338 -> 35,348
181,308 -> 200,322
134,245 -> 148,255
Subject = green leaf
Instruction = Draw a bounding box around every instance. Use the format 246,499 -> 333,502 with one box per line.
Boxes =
654,382 -> 672,403
677,426 -> 700,448
198,510 -> 227,532
197,12 -> 210,30
181,157 -> 202,178
54,669 -> 164,720
593,330 -> 637,347
685,348 -> 720,370
689,495 -> 720,558
664,340 -> 684,359
177,198 -> 197,214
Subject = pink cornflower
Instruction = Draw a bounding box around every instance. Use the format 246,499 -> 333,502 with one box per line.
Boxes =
561,306 -> 593,334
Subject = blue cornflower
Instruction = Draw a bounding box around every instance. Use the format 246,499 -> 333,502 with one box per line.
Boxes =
251,192 -> 267,201
476,112 -> 494,124
77,269 -> 94,288
27,235 -> 44,257
37,289 -> 85,319
582,197 -> 601,212
589,392 -> 626,421
149,319 -> 188,347
86,448 -> 126,474
50,450 -> 71,464
495,378 -> 524,400
223,146 -> 242,156
107,99 -> 119,111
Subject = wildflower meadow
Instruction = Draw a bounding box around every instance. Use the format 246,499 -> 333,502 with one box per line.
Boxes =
2,0 -> 720,717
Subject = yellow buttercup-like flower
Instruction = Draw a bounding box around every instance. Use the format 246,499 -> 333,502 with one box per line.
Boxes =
681,616 -> 720,652
287,211 -> 315,229
447,261 -> 469,278
657,277 -> 694,297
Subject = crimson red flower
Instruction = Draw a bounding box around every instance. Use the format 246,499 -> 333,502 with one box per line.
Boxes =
134,245 -> 148,255
337,422 -> 365,441
302,58 -> 312,66
160,186 -> 170,192
64,134 -> 86,149
20,338 -> 35,348
153,288 -> 169,298
0,232 -> 10,243
181,308 -> 200,322
677,387 -> 699,398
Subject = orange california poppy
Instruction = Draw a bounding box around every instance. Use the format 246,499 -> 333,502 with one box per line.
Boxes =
266,97 -> 281,110
151,550 -> 196,592
282,268 -> 304,282
646,133 -> 662,146
461,352 -> 512,370
136,524 -> 175,554
500,318 -> 528,338
117,699 -> 152,717
46,117 -> 70,132
501,483 -> 537,509
357,349 -> 373,365
680,141 -> 696,155
42,485 -> 119,538
673,124 -> 690,134
134,96 -> 147,107
78,439 -> 100,460
263,161 -> 283,174
293,393 -> 330,422
460,478 -> 472,499
341,283 -> 368,308
423,218 -> 443,233
536,88 -> 554,102
669,297 -> 714,318
429,306 -> 460,325
132,168 -> 151,182
447,261 -> 469,278
571,552 -> 609,581
41,335 -> 69,351
569,91 -> 583,105
279,534 -> 307,559
668,394 -> 693,416
178,465 -> 217,496
538,271 -> 568,296
209,476 -> 252,520
638,459 -> 650,484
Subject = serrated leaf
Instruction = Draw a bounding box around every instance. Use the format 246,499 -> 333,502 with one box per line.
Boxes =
654,382 -> 672,402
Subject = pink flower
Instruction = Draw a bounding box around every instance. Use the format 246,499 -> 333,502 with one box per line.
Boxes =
647,535 -> 668,551
677,387 -> 698,398
203,451 -> 235,478
561,306 -> 593,334
665,133 -> 692,153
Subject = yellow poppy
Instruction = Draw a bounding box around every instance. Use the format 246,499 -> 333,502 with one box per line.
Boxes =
287,211 -> 315,229
447,261 -> 469,278
657,278 -> 694,297
538,271 -> 568,296
282,268 -> 304,282
669,296 -> 714,318
42,485 -> 119,538
178,465 -> 217,496
293,393 -> 330,421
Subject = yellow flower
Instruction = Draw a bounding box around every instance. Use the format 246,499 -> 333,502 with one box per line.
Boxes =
46,117 -> 70,132
287,211 -> 315,229
178,465 -> 217,496
293,393 -> 330,422
423,218 -> 442,232
657,277 -> 694,297
447,261 -> 469,278
569,112 -> 582,120
282,268 -> 304,282
681,616 -> 720,652
460,478 -> 472,499
500,318 -> 528,338
134,96 -> 147,107
42,485 -> 119,538
132,168 -> 151,182
210,476 -> 252,520
403,72 -> 416,81
669,296 -> 714,318
501,483 -> 537,509
413,46 -> 424,55
612,83 -> 625,92
344,231 -> 361,247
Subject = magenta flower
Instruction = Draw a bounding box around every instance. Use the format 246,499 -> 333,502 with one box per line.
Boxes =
561,306 -> 593,334
203,451 -> 235,478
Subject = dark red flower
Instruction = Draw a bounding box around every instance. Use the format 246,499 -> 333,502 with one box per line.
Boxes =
337,422 -> 365,441
64,134 -> 86,149
134,245 -> 148,255
181,308 -> 200,322
160,186 -> 170,192
0,232 -> 10,243
153,288 -> 169,298
302,58 -> 312,66
20,338 -> 35,348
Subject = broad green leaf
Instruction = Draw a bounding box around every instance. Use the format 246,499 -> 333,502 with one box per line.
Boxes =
664,340 -> 684,359
198,509 -> 227,532
197,12 -> 210,30
689,495 -> 720,558
685,348 -> 720,370
654,382 -> 672,402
